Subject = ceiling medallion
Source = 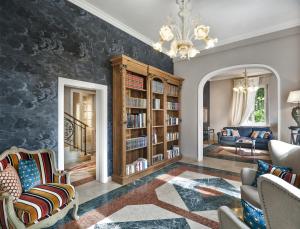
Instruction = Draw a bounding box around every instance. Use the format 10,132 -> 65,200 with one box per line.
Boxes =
153,0 -> 218,60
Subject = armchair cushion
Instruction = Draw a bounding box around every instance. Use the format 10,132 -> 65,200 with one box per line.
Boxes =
18,159 -> 41,192
252,160 -> 292,187
0,165 -> 22,202
270,168 -> 300,188
241,199 -> 266,229
14,183 -> 75,226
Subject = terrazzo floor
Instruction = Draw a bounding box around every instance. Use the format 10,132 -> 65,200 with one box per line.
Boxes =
49,157 -> 253,229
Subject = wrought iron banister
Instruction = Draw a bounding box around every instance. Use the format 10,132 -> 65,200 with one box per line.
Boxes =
64,112 -> 88,155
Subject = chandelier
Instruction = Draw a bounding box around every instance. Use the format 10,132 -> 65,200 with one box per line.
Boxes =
153,0 -> 218,59
233,69 -> 259,92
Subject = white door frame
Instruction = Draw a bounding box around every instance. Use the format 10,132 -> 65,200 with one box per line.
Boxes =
58,77 -> 108,183
197,64 -> 281,161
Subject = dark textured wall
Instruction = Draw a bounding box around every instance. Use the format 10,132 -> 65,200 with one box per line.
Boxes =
0,0 -> 173,175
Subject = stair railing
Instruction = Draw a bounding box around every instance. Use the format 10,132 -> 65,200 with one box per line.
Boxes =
64,112 -> 88,155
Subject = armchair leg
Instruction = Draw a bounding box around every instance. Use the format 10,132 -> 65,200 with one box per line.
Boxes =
72,193 -> 79,220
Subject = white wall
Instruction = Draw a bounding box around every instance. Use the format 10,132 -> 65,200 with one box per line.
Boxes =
209,79 -> 233,139
174,32 -> 300,160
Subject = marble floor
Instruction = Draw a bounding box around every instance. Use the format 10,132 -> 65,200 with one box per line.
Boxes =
50,157 -> 254,229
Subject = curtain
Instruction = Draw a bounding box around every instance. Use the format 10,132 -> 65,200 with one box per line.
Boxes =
231,77 -> 259,126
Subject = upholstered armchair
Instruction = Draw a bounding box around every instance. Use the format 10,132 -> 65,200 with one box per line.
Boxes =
219,174 -> 300,229
0,147 -> 79,229
268,140 -> 300,173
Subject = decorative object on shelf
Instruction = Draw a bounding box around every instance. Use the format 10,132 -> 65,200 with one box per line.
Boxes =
287,90 -> 300,126
153,0 -> 217,59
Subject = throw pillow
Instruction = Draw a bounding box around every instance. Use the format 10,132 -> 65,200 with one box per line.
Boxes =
251,131 -> 259,139
226,128 -> 233,136
18,159 -> 41,192
252,160 -> 292,187
0,164 -> 22,202
221,130 -> 227,136
241,199 -> 266,229
232,130 -> 240,137
258,131 -> 266,139
270,168 -> 300,188
263,131 -> 271,139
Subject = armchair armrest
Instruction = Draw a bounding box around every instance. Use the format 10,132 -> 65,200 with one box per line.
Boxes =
258,174 -> 300,229
241,168 -> 257,186
0,192 -> 24,229
218,206 -> 250,229
53,170 -> 71,184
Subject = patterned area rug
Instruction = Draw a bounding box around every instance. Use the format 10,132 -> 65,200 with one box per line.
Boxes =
204,144 -> 271,164
49,162 -> 242,229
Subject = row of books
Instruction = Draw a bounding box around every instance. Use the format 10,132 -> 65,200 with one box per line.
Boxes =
152,80 -> 164,94
127,113 -> 146,128
167,146 -> 180,159
167,132 -> 179,141
125,158 -> 148,175
153,98 -> 161,109
126,136 -> 147,151
167,115 -> 179,126
126,73 -> 144,90
126,97 -> 147,108
152,154 -> 164,164
167,102 -> 179,110
167,85 -> 179,97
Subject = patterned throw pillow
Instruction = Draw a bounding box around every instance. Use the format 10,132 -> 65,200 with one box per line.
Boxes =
251,131 -> 260,139
258,131 -> 266,139
252,160 -> 292,187
241,199 -> 266,229
232,130 -> 240,137
18,159 -> 41,192
0,164 -> 22,202
226,129 -> 233,136
263,131 -> 271,139
221,130 -> 227,136
270,168 -> 300,188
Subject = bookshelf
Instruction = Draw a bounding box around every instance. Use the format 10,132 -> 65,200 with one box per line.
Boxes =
111,55 -> 183,184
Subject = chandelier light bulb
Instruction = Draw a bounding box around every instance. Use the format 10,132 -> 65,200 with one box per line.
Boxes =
194,25 -> 210,40
153,42 -> 163,52
188,47 -> 200,58
159,25 -> 174,41
205,38 -> 218,49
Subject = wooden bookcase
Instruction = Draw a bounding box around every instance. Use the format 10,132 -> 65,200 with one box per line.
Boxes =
111,55 -> 183,184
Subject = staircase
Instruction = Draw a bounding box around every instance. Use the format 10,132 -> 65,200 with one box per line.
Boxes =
64,112 -> 91,167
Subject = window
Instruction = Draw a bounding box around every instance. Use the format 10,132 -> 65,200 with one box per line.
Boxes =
248,87 -> 267,125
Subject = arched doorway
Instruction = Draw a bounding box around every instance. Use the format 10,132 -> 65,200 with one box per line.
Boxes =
197,64 -> 281,161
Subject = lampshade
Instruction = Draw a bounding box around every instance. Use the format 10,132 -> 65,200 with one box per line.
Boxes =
287,90 -> 300,103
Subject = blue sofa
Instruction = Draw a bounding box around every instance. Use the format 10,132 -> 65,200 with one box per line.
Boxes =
217,126 -> 273,150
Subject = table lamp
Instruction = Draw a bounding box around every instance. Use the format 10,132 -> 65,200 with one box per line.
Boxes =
287,90 -> 300,126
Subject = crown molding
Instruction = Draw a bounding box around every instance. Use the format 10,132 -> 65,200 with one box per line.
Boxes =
174,20 -> 300,63
67,0 -> 154,46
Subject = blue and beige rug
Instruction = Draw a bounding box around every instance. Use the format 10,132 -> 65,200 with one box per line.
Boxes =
51,162 -> 242,229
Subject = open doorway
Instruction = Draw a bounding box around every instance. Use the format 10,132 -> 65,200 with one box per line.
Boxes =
198,65 -> 281,162
58,77 -> 108,184
64,87 -> 96,185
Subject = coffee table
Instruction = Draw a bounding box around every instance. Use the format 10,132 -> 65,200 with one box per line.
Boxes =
235,138 -> 256,155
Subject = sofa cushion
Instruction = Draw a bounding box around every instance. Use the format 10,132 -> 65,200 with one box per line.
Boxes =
255,138 -> 269,144
220,136 -> 237,142
14,183 -> 75,226
241,185 -> 261,209
270,168 -> 300,188
241,199 -> 266,229
0,165 -> 22,202
18,159 -> 41,192
250,131 -> 260,139
238,127 -> 253,137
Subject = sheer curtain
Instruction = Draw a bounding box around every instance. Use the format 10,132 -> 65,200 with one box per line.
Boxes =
231,77 -> 259,126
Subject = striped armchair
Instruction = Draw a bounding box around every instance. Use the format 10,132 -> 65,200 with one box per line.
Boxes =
0,147 -> 79,229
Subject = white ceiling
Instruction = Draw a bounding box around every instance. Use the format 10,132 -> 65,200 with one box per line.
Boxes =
71,0 -> 300,50
210,68 -> 272,81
